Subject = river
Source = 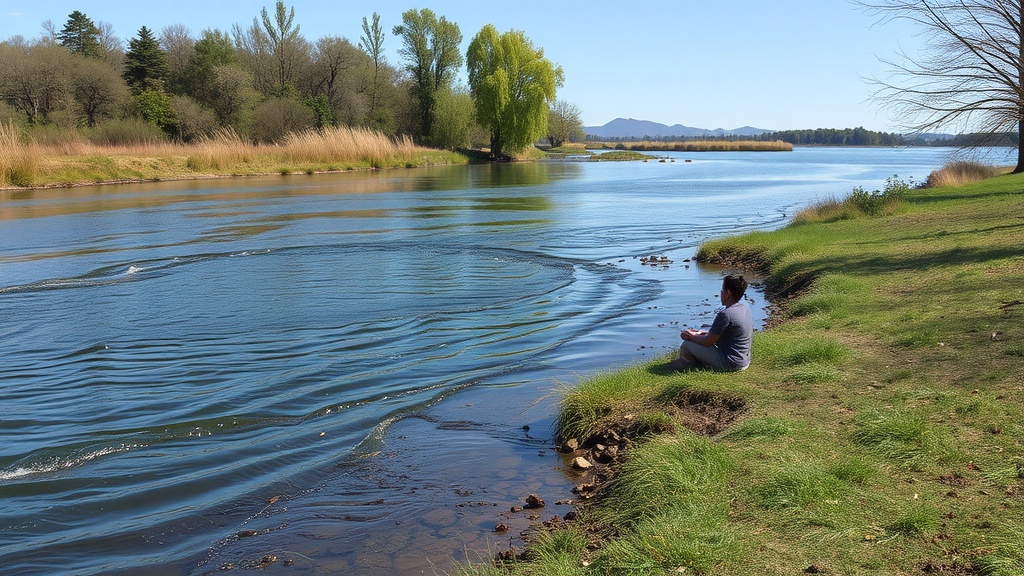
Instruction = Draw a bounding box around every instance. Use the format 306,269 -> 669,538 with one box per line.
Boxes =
0,147 -> 1009,574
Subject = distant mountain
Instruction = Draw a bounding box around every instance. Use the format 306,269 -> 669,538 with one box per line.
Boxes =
584,118 -> 772,139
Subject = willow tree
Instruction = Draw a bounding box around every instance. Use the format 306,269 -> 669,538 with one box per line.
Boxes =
861,0 -> 1024,172
466,25 -> 562,160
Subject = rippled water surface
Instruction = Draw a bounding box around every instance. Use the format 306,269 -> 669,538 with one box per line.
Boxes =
1,148 -> 1003,574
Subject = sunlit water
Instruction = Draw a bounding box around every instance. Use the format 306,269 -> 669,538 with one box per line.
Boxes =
1,147 -> 1009,574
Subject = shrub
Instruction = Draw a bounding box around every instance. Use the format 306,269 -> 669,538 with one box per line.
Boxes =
251,97 -> 317,143
88,118 -> 167,146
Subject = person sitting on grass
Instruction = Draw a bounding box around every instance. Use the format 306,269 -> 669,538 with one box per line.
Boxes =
670,274 -> 753,372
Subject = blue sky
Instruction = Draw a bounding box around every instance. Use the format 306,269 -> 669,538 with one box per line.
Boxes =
0,1 -> 924,131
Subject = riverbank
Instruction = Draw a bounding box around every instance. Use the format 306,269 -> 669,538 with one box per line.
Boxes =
0,124 -> 470,190
456,168 -> 1024,574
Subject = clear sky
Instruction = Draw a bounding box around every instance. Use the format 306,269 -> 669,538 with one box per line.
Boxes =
0,0 -> 924,132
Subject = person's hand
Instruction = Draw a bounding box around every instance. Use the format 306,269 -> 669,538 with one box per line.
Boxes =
681,328 -> 705,340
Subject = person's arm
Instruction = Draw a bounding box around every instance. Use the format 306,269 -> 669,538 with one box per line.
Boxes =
680,328 -> 720,346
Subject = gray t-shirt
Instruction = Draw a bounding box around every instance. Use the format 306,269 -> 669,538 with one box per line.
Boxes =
709,301 -> 753,369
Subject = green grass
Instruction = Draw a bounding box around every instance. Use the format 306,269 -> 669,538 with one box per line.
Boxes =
448,168 -> 1024,576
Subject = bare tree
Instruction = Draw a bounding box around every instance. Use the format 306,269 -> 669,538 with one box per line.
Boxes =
160,24 -> 195,93
860,0 -> 1024,172
547,99 -> 584,148
359,13 -> 386,121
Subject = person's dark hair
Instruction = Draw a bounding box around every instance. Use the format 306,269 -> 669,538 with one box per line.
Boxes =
722,275 -> 748,299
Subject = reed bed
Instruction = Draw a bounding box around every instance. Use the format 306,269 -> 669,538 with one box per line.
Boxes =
1,124 -> 461,188
281,126 -> 420,168
588,140 -> 793,152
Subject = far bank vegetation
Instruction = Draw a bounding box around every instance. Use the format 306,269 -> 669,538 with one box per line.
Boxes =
588,140 -> 793,152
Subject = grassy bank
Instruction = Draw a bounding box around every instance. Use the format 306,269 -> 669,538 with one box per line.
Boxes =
0,122 -> 468,189
456,166 -> 1024,575
587,140 -> 793,152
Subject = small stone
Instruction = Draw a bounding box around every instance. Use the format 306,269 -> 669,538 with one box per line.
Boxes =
524,494 -> 545,509
560,438 -> 579,452
572,456 -> 593,470
236,530 -> 258,538
510,505 -> 523,513
495,522 -> 509,533
258,555 -> 277,567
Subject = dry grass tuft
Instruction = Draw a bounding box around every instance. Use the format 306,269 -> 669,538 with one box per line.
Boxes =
186,128 -> 258,172
925,160 -> 1002,188
0,120 -> 38,187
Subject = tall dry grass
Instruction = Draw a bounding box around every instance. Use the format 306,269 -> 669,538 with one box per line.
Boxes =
0,120 -> 38,187
185,128 -> 258,172
282,126 -> 419,168
925,160 -> 1002,188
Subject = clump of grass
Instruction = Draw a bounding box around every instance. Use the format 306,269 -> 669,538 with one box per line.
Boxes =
926,160 -> 1001,188
556,364 -> 659,443
517,527 -> 588,574
850,410 -> 955,471
883,505 -> 938,540
600,431 -> 734,528
975,520 -> 1024,576
721,416 -> 792,441
826,455 -> 878,485
0,120 -> 38,187
591,500 -> 741,575
749,459 -> 845,511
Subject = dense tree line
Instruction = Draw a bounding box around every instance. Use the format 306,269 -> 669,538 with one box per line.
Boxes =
0,2 -> 580,155
756,127 -> 905,146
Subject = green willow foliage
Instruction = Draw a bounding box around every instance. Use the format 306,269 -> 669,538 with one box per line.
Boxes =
466,25 -> 562,159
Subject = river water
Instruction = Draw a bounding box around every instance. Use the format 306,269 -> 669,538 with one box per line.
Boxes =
0,147 -> 1008,575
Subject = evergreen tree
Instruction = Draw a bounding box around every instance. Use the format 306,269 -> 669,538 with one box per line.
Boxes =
123,26 -> 170,93
57,11 -> 102,59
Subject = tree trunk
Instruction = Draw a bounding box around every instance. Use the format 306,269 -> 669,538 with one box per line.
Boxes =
1017,120 -> 1024,173
1017,5 -> 1024,173
490,132 -> 509,162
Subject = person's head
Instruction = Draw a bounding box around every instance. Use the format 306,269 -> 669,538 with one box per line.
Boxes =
720,275 -> 748,305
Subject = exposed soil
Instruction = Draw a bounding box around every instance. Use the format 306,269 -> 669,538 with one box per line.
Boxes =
492,387 -> 748,564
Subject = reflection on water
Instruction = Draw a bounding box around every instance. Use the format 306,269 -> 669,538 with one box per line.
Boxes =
0,148 -> 987,575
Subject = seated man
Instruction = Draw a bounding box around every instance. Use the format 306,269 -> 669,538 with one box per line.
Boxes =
671,274 -> 752,371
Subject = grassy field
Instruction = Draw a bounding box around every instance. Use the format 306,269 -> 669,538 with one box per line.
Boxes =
453,165 -> 1024,575
0,122 -> 468,188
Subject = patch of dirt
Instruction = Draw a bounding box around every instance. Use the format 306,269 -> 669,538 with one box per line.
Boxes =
919,559 -> 978,575
938,473 -> 971,488
669,389 -> 748,435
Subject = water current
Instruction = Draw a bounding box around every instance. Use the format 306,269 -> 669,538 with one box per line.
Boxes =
1,147 -> 1010,574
